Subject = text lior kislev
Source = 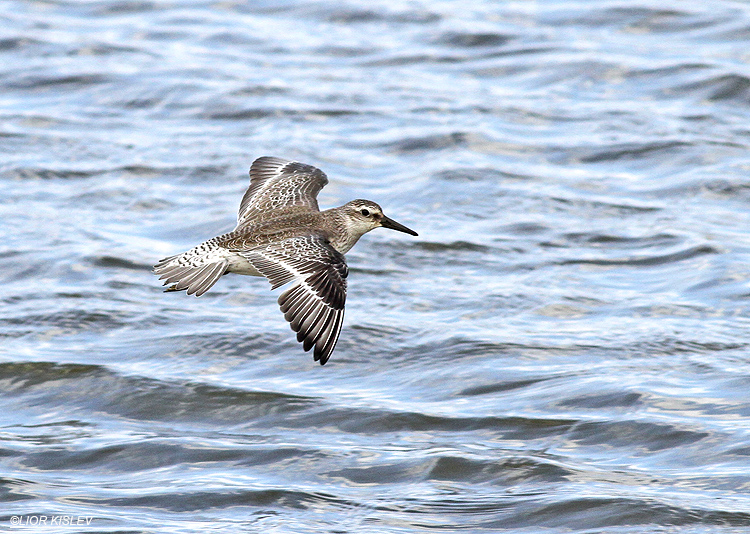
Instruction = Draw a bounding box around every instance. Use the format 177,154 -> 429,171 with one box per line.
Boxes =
10,516 -> 94,527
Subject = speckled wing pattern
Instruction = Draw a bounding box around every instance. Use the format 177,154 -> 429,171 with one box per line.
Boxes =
153,237 -> 229,297
236,235 -> 348,365
236,157 -> 328,228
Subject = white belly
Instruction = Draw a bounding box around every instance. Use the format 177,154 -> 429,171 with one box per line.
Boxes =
225,253 -> 263,277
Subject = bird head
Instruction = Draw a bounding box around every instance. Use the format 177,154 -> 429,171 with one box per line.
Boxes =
343,199 -> 418,237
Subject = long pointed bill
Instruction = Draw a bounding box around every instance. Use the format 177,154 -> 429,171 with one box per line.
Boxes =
380,215 -> 418,236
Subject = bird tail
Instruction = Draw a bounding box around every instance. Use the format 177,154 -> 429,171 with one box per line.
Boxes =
153,247 -> 228,297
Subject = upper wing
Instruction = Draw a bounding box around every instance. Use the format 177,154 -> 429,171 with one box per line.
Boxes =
236,157 -> 328,228
236,235 -> 347,365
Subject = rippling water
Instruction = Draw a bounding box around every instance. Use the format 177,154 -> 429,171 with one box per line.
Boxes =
3,0 -> 750,532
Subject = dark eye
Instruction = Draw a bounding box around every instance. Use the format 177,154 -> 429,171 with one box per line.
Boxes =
360,209 -> 370,216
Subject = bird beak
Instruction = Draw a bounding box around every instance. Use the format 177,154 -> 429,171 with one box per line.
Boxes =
380,215 -> 418,236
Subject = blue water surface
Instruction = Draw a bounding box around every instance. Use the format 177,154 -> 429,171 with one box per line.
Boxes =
2,0 -> 750,532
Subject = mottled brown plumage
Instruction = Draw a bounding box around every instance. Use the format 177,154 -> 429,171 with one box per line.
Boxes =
154,157 -> 418,365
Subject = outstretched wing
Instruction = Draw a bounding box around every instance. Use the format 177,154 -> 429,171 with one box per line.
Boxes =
236,157 -> 328,229
236,235 -> 347,365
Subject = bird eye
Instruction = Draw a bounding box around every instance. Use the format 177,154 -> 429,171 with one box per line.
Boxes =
360,209 -> 370,216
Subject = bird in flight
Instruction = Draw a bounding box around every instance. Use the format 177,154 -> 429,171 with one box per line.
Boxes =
154,157 -> 418,365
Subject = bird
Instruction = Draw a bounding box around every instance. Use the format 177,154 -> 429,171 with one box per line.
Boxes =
154,156 -> 418,365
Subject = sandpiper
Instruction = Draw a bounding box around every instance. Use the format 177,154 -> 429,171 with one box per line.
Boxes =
154,157 -> 418,365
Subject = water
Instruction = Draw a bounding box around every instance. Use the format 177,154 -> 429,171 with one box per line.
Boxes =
2,0 -> 750,532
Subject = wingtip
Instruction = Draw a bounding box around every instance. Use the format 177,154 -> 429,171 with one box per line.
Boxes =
313,346 -> 331,365
250,156 -> 291,172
